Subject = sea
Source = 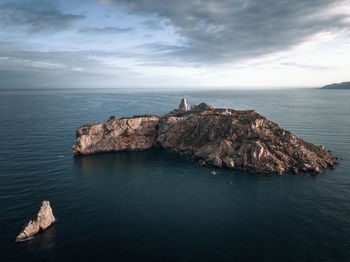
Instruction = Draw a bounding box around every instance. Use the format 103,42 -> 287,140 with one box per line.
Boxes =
0,88 -> 349,262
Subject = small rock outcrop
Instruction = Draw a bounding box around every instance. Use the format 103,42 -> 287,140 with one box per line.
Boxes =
178,98 -> 189,111
16,201 -> 55,242
72,100 -> 337,175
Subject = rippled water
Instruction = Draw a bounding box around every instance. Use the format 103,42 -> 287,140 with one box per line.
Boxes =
0,88 -> 349,261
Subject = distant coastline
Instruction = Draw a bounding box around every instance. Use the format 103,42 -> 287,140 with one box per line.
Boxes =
321,81 -> 350,89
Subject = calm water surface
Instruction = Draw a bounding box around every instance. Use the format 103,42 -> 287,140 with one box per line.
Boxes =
0,88 -> 349,261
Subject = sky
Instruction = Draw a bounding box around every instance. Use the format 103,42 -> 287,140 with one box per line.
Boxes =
0,0 -> 350,89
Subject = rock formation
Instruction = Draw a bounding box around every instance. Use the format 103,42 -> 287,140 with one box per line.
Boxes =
72,115 -> 160,155
190,102 -> 215,111
178,98 -> 189,111
16,201 -> 55,242
72,100 -> 337,175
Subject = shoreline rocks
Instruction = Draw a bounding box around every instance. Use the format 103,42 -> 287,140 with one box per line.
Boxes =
16,201 -> 55,242
72,99 -> 337,175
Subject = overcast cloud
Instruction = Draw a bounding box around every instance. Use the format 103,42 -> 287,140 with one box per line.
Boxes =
0,0 -> 349,88
113,0 -> 350,62
0,0 -> 84,33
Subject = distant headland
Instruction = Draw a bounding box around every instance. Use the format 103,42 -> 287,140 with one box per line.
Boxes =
321,81 -> 350,89
72,99 -> 337,175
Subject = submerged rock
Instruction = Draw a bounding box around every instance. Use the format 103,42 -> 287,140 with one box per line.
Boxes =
199,159 -> 206,166
16,201 -> 55,242
72,100 -> 337,175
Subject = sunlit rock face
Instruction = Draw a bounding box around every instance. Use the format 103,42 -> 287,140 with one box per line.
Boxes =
72,115 -> 160,155
178,98 -> 189,112
16,201 -> 55,242
73,101 -> 337,175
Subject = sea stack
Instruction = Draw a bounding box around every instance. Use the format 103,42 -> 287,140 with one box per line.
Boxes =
178,98 -> 189,111
72,99 -> 337,175
16,201 -> 56,242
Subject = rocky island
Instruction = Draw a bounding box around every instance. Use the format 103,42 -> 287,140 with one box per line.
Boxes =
72,99 -> 337,175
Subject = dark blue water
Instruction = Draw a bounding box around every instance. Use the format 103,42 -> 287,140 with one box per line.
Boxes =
0,88 -> 349,261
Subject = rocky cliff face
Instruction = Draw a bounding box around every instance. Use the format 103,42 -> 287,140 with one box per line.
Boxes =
16,201 -> 55,242
73,99 -> 337,175
72,115 -> 160,155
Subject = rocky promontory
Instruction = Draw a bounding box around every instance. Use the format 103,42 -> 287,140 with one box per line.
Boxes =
321,81 -> 350,89
72,99 -> 337,175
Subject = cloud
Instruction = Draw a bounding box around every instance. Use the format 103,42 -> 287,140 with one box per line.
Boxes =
280,62 -> 332,70
79,26 -> 133,34
142,19 -> 164,30
0,0 -> 84,33
105,0 -> 350,63
140,43 -> 186,53
0,45 -> 129,73
1,0 -> 349,88
0,47 -> 139,88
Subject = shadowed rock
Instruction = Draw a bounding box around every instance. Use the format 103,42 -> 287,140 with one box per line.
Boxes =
16,201 -> 55,242
72,100 -> 337,175
190,102 -> 215,111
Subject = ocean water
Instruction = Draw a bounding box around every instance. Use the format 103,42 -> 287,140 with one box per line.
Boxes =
0,88 -> 349,262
